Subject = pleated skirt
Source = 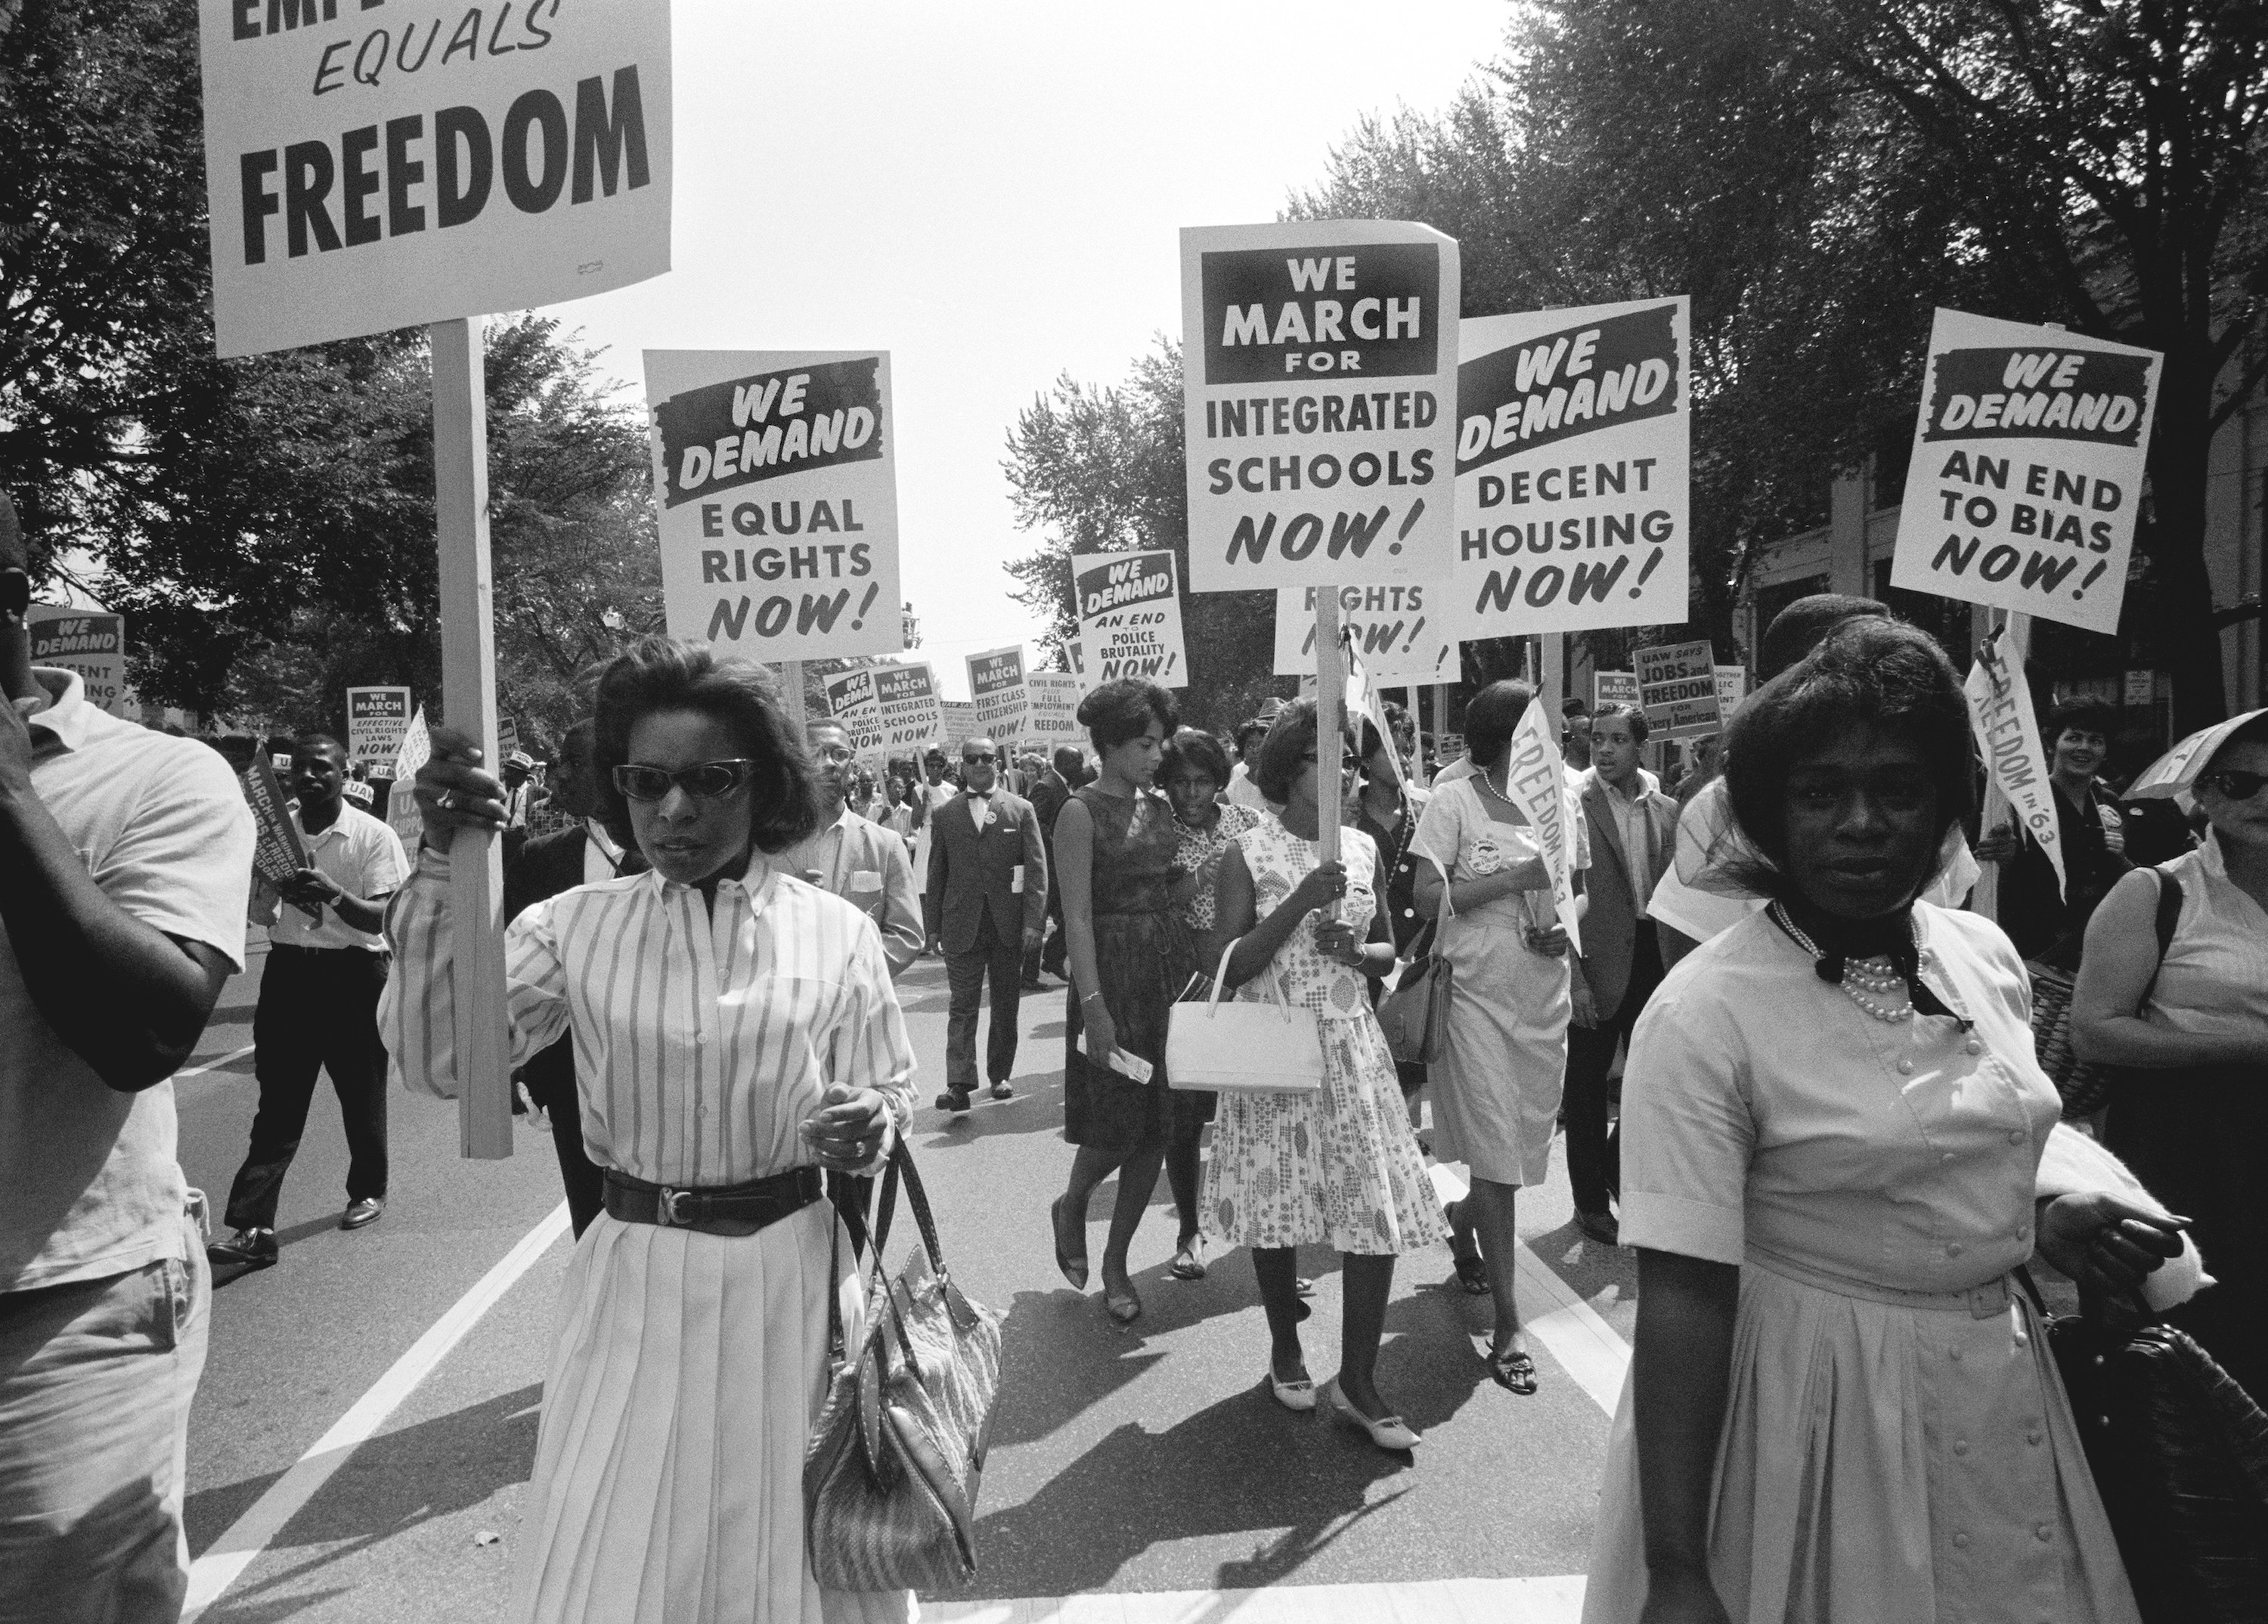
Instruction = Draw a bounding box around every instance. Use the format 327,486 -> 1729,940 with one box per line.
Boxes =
508,1201 -> 912,1624
1581,1261 -> 2141,1624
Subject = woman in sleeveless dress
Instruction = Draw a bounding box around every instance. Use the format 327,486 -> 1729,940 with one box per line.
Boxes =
1204,701 -> 1447,1450
1049,679 -> 1200,1324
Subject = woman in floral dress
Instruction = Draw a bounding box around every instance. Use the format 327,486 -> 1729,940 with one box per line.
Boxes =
1204,701 -> 1447,1451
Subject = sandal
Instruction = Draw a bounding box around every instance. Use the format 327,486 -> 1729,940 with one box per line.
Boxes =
1452,1254 -> 1489,1295
1487,1347 -> 1539,1396
1169,1235 -> 1207,1281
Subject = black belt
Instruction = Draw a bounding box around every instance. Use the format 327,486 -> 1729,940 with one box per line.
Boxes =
601,1165 -> 824,1237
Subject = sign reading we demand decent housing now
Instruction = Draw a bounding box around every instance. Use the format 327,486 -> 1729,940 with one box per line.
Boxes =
198,0 -> 672,358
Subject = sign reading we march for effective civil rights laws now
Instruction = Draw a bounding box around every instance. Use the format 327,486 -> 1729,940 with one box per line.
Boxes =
1890,309 -> 2161,637
346,686 -> 412,770
647,351 -> 901,663
1074,550 -> 1188,686
1181,221 -> 1460,592
197,0 -> 672,358
1453,299 -> 1690,638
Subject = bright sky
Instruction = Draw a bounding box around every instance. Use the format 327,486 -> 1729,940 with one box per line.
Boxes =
555,1 -> 1512,698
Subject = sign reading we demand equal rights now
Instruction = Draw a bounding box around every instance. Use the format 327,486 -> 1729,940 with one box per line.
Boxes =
197,0 -> 672,358
1890,310 -> 2161,637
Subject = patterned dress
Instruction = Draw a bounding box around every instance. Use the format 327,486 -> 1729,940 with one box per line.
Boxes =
1201,816 -> 1449,1254
1173,800 -> 1262,940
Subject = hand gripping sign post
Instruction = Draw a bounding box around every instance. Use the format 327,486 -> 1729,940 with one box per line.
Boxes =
1888,310 -> 2161,636
197,2 -> 673,1158
1073,550 -> 1188,687
346,686 -> 414,773
1182,218 -> 1461,866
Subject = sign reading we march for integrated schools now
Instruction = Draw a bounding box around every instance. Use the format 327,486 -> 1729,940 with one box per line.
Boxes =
1453,299 -> 1690,639
1181,221 -> 1460,593
1074,550 -> 1188,685
197,0 -> 671,358
648,351 -> 901,663
1890,309 -> 2161,636
1274,584 -> 1455,685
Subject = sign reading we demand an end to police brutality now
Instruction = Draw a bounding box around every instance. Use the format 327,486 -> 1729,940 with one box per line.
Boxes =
1454,299 -> 1690,637
1074,550 -> 1188,686
1181,222 -> 1460,591
646,351 -> 901,662
198,0 -> 672,358
1890,309 -> 2161,635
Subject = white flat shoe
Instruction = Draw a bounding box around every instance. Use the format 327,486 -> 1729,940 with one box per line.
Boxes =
1267,1366 -> 1317,1412
1320,1377 -> 1421,1450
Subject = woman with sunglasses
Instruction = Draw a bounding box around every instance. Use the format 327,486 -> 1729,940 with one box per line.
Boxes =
2074,708 -> 2268,1402
383,637 -> 916,1624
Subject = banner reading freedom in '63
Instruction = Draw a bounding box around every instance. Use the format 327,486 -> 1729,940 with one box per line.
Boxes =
1273,583 -> 1455,685
646,350 -> 901,664
1453,299 -> 1690,639
1074,550 -> 1187,686
1890,309 -> 2160,636
1181,220 -> 1460,592
197,0 -> 673,358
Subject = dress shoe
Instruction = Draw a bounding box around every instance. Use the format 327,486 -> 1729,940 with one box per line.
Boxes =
1267,1365 -> 1317,1412
340,1197 -> 386,1230
1320,1377 -> 1421,1451
935,1088 -> 971,1113
989,1081 -> 1015,1101
208,1228 -> 277,1269
1020,977 -> 1046,991
1104,1282 -> 1142,1324
1576,1208 -> 1621,1247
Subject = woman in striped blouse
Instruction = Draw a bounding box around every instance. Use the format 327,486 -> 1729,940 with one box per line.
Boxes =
383,637 -> 917,1624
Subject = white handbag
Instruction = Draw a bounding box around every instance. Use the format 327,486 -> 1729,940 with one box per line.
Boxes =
1166,939 -> 1325,1094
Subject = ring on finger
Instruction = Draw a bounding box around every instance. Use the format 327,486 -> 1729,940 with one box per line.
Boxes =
438,789 -> 455,810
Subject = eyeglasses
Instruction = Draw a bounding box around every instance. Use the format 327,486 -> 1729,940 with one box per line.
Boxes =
811,745 -> 854,765
962,752 -> 997,765
612,759 -> 757,801
2198,768 -> 2268,801
1300,753 -> 1359,775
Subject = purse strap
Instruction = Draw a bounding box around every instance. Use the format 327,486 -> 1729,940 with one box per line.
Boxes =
824,1139 -> 956,1371
1207,935 -> 1296,1016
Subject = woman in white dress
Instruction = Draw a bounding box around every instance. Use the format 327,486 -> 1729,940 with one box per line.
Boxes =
1585,618 -> 2193,1624
385,637 -> 915,1624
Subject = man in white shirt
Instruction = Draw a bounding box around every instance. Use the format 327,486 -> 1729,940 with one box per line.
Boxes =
1224,716 -> 1273,809
0,494 -> 256,1620
781,721 -> 924,978
209,734 -> 408,1267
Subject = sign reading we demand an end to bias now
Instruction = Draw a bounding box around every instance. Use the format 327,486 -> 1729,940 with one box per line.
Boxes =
1181,221 -> 1460,593
1453,299 -> 1690,639
197,0 -> 672,358
1890,309 -> 2161,636
647,351 -> 901,663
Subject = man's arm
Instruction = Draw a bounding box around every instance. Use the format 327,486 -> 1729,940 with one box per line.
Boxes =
872,830 -> 925,977
1019,799 -> 1048,941
925,805 -> 949,915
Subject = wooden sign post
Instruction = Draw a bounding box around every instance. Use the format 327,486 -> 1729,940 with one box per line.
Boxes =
781,659 -> 809,733
1315,586 -> 1343,872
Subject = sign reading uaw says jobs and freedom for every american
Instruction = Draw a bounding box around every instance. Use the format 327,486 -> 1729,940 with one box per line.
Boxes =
646,351 -> 902,663
198,0 -> 672,358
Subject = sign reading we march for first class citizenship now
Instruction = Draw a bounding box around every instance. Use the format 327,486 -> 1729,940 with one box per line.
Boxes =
197,0 -> 672,358
647,351 -> 901,663
1181,221 -> 1460,592
1890,309 -> 2161,636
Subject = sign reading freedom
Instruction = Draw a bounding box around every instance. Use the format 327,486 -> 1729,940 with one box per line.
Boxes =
197,0 -> 673,358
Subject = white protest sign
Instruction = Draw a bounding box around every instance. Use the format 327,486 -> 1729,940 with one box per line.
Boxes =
1073,550 -> 1188,685
346,686 -> 412,770
1023,672 -> 1085,751
872,662 -> 943,757
1965,627 -> 2066,900
496,714 -> 520,759
26,607 -> 128,716
938,699 -> 978,751
1634,640 -> 1721,739
1890,310 -> 2161,635
1274,583 -> 1455,684
197,0 -> 671,359
821,667 -> 884,763
1593,670 -> 1639,710
1714,666 -> 1748,721
1181,220 -> 1460,591
1452,299 -> 1690,638
1502,699 -> 1582,953
967,646 -> 1029,743
647,350 -> 900,662
388,705 -> 432,849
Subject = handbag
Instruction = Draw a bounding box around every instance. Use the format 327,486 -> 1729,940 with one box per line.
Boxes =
1375,919 -> 1452,1067
804,1142 -> 1002,1592
2027,867 -> 2183,1120
2019,1272 -> 2268,1621
1166,938 -> 1325,1093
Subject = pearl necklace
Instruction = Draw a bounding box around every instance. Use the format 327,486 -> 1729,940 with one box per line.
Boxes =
1769,903 -> 1932,1024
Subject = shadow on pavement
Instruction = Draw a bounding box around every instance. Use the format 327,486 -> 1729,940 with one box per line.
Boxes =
917,1070 -> 1070,1147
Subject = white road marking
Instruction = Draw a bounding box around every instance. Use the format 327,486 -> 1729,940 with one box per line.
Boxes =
181,1201 -> 572,1621
924,1574 -> 1586,1622
174,1043 -> 257,1080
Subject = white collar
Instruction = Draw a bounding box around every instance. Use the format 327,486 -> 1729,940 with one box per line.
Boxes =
21,667 -> 92,752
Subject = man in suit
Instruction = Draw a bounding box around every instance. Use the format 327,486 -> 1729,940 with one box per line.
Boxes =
1023,743 -> 1082,987
1566,702 -> 1678,1246
927,735 -> 1047,1111
781,721 -> 924,977
503,720 -> 644,1238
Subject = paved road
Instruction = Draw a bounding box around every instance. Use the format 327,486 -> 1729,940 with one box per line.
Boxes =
175,941 -> 1635,1620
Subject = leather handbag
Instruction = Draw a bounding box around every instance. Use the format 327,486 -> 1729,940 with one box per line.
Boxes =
2027,868 -> 2182,1120
1166,939 -> 1325,1093
1375,919 -> 1451,1067
804,1144 -> 1002,1592
2020,1273 -> 2268,1621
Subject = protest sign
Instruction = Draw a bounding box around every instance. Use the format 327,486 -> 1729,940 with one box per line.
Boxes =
1634,640 -> 1721,739
1453,299 -> 1690,639
1965,627 -> 2065,900
240,755 -> 308,885
347,686 -> 413,771
197,1 -> 671,359
1023,672 -> 1085,752
1889,310 -> 2161,635
647,350 -> 900,664
1073,550 -> 1187,685
1181,220 -> 1461,591
2126,705 -> 2268,801
967,647 -> 1029,743
496,714 -> 521,760
1714,666 -> 1748,721
938,699 -> 978,750
872,662 -> 943,757
821,668 -> 885,762
1501,700 -> 1582,952
25,607 -> 129,716
1593,670 -> 1639,710
1274,583 -> 1455,684
388,705 -> 432,850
